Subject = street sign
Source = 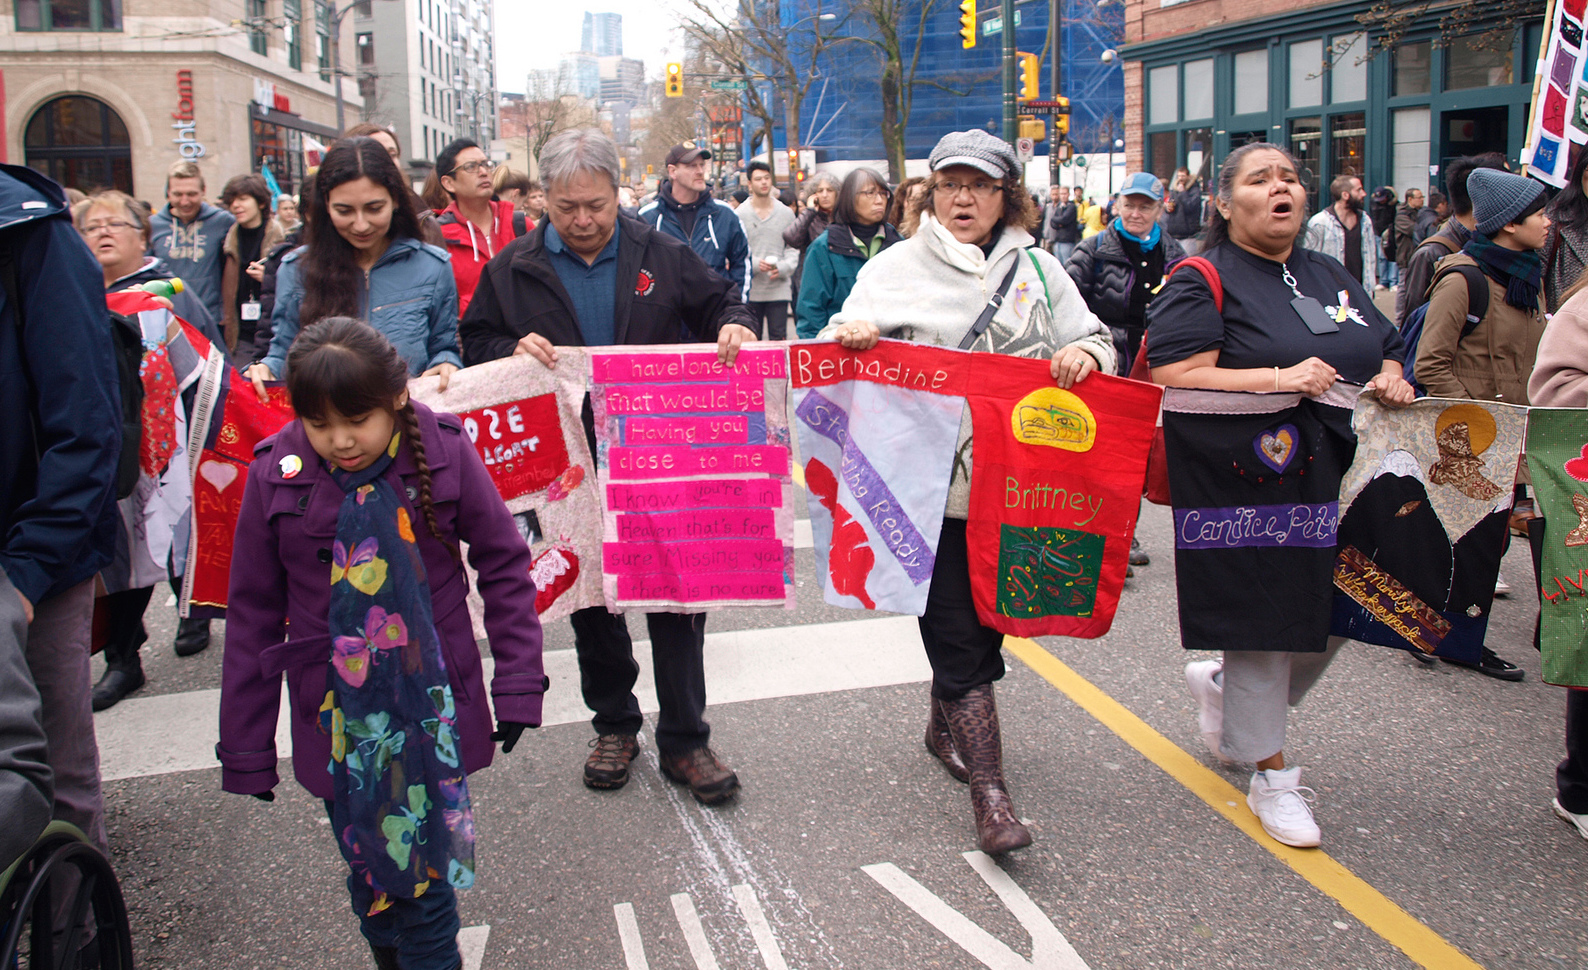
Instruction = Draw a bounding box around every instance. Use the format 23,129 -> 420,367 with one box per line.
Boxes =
1022,101 -> 1072,116
1015,137 -> 1034,165
710,79 -> 748,91
1074,155 -> 1087,167
981,10 -> 1020,35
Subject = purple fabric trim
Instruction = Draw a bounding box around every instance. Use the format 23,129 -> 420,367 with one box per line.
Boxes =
1174,502 -> 1340,549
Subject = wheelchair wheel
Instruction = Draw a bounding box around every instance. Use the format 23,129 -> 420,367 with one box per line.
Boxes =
0,822 -> 134,970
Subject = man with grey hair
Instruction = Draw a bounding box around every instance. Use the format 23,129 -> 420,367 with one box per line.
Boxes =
460,127 -> 757,807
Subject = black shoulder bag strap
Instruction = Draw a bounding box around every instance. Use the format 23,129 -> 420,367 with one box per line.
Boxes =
958,254 -> 1023,350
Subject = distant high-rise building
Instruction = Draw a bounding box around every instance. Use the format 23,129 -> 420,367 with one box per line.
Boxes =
582,12 -> 622,57
558,51 -> 602,100
598,56 -> 645,105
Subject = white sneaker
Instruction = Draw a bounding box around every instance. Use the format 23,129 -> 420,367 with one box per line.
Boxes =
1185,660 -> 1229,762
1248,767 -> 1321,848
1494,572 -> 1512,597
1554,798 -> 1588,840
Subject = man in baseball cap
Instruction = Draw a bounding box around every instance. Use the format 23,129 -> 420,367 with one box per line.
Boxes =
640,143 -> 751,299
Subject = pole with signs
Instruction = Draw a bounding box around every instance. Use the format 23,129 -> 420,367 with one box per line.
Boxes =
1001,0 -> 1017,145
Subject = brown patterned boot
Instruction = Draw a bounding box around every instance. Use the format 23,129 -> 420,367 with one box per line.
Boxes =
925,694 -> 970,783
940,684 -> 1032,854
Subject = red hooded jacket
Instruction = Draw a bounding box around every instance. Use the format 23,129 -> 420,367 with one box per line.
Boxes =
438,198 -> 525,318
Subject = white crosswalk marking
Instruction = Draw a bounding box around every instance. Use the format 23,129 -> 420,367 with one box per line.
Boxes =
670,892 -> 722,970
95,616 -> 930,781
862,851 -> 1091,970
457,924 -> 490,970
732,883 -> 791,970
614,903 -> 650,970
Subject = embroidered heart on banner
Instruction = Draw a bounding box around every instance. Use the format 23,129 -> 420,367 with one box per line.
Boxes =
198,459 -> 239,493
1564,443 -> 1588,482
1255,424 -> 1298,473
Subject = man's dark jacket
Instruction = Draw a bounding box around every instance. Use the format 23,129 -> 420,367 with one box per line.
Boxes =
460,213 -> 754,365
1065,226 -> 1187,331
1166,183 -> 1204,238
0,164 -> 121,605
1048,202 -> 1080,245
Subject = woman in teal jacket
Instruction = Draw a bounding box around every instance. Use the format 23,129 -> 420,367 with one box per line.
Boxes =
247,138 -> 460,397
796,168 -> 902,338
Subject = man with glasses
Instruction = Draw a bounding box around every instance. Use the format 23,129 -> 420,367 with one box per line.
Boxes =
639,143 -> 751,301
459,128 -> 758,807
435,138 -> 525,318
736,160 -> 799,340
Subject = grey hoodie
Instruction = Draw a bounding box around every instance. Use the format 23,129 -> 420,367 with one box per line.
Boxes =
149,201 -> 236,324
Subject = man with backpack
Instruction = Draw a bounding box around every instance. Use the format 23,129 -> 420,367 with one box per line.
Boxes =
1411,167 -> 1549,682
0,163 -> 124,854
1397,154 -> 1511,328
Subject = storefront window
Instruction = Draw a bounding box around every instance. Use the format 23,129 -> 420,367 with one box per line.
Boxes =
1330,112 -> 1365,181
1233,50 -> 1268,115
1150,132 -> 1177,181
252,117 -> 310,195
1330,34 -> 1366,103
24,96 -> 132,193
15,0 -> 119,31
1184,127 -> 1213,181
1289,116 -> 1322,200
1392,107 -> 1431,198
1446,33 -> 1513,90
284,0 -> 302,71
1289,38 -> 1324,108
1149,65 -> 1178,126
1183,59 -> 1214,120
1393,41 -> 1431,96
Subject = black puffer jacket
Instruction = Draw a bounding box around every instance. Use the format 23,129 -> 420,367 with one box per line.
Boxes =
1065,226 -> 1187,331
253,226 -> 303,362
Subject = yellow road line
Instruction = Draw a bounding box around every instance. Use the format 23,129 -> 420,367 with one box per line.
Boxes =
1003,636 -> 1484,970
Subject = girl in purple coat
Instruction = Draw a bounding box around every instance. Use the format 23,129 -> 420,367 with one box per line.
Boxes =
218,318 -> 545,970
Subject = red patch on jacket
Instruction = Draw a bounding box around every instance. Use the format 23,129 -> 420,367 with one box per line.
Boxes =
635,269 -> 656,297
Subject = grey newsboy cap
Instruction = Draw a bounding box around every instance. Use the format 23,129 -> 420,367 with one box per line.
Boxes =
1469,168 -> 1547,236
929,129 -> 1019,180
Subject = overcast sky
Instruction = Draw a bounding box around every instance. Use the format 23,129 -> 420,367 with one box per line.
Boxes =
496,0 -> 691,93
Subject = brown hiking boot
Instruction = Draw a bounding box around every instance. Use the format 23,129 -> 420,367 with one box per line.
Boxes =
584,733 -> 639,790
659,746 -> 740,805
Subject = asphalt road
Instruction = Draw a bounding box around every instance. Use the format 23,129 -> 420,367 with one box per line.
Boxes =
88,492 -> 1588,970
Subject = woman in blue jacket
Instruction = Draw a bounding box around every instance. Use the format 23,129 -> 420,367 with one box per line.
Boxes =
246,137 -> 460,398
795,168 -> 902,338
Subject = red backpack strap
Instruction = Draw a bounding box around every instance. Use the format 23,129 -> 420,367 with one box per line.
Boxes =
1166,255 -> 1223,312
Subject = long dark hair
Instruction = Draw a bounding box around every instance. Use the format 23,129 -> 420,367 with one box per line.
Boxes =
833,167 -> 890,227
1201,142 -> 1308,251
299,138 -> 423,326
286,316 -> 457,559
1548,146 -> 1588,230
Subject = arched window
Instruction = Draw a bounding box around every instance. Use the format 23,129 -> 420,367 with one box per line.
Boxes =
25,96 -> 132,194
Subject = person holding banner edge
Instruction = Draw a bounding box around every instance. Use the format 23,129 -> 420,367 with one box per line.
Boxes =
1145,143 -> 1413,849
459,128 -> 758,806
823,129 -> 1114,854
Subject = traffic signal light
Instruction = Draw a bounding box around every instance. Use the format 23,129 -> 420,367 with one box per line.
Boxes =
1018,52 -> 1038,101
665,63 -> 683,97
959,0 -> 976,49
1054,95 -> 1070,136
788,147 -> 799,175
1019,116 -> 1046,142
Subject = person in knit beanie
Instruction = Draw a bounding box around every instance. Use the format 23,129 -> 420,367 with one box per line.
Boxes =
1412,166 -> 1548,682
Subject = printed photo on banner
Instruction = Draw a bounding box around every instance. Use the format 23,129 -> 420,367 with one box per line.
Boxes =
790,340 -> 972,617
964,355 -> 1161,639
409,352 -> 603,624
1527,408 -> 1588,686
589,345 -> 795,611
1329,396 -> 1527,664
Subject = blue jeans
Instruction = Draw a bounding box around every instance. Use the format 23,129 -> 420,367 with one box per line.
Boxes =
326,803 -> 462,970
1380,259 -> 1399,289
1052,241 -> 1076,266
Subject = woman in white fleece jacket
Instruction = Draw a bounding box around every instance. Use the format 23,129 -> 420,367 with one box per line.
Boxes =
822,130 -> 1114,856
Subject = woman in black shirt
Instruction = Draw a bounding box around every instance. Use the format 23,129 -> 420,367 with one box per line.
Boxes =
1146,143 -> 1413,849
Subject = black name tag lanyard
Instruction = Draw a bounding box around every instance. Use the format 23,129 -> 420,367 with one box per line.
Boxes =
1282,262 -> 1339,335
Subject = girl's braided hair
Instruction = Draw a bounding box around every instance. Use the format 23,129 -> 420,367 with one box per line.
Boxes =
284,316 -> 459,560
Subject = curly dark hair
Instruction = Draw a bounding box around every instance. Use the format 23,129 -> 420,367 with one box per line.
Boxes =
298,137 -> 423,327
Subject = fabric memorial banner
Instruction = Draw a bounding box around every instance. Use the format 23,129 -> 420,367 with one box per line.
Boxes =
410,352 -> 603,624
1330,396 -> 1526,663
1525,0 -> 1588,187
1526,407 -> 1588,686
790,339 -> 970,616
180,343 -> 295,617
1162,383 -> 1359,653
589,345 -> 795,611
965,360 -> 1162,638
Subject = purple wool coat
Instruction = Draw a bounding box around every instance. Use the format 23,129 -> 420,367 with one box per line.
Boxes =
217,401 -> 545,800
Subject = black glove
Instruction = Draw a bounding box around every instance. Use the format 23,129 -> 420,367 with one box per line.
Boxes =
251,791 -> 275,803
490,721 -> 535,753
